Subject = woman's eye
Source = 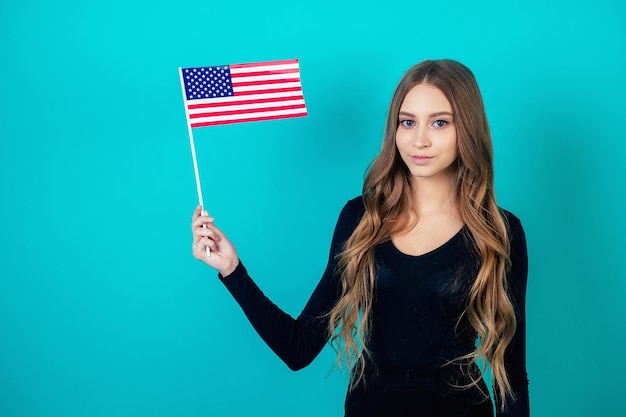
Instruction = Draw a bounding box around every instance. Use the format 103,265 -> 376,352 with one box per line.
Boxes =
400,119 -> 415,127
433,120 -> 448,127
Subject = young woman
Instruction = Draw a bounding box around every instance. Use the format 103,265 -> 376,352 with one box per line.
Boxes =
191,59 -> 529,417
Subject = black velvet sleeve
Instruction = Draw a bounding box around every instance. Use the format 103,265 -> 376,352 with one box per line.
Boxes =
498,213 -> 530,417
218,197 -> 364,370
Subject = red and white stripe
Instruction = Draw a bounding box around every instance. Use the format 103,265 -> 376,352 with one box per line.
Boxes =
186,59 -> 307,128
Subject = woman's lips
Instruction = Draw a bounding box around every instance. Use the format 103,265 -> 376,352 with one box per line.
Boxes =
411,155 -> 433,164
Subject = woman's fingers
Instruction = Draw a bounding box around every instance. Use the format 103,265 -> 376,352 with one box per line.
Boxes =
193,235 -> 216,255
191,205 -> 215,229
192,228 -> 216,254
192,219 -> 225,257
191,206 -> 239,275
193,237 -> 213,258
193,224 -> 220,240
192,220 -> 218,237
192,205 -> 202,221
203,237 -> 220,253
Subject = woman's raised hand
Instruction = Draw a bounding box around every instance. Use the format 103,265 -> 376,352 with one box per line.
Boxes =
191,205 -> 239,276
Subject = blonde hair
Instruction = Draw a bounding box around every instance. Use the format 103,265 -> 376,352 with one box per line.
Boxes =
328,59 -> 516,409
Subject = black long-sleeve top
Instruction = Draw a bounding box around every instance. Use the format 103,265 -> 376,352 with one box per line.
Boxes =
219,196 -> 529,416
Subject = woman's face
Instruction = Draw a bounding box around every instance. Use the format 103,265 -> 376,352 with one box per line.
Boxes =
395,83 -> 458,182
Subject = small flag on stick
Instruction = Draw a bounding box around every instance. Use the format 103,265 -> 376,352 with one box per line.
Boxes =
180,58 -> 307,128
178,59 -> 308,256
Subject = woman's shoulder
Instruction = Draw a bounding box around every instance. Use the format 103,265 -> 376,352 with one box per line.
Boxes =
499,207 -> 524,233
344,195 -> 365,215
498,208 -> 527,261
498,208 -> 528,296
332,196 -> 365,238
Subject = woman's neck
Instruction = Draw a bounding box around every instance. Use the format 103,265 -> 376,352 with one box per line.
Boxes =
410,173 -> 458,217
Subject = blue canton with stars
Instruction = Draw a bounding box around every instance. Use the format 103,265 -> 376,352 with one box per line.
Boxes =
183,66 -> 234,101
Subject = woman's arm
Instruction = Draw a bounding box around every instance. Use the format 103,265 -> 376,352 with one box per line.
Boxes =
191,198 -> 364,370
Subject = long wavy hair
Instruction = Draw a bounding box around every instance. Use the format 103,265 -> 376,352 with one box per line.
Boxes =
328,59 -> 516,409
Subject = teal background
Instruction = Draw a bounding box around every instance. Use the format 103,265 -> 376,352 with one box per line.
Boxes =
1,0 -> 625,416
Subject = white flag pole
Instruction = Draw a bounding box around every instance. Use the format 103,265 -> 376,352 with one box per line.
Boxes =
179,67 -> 210,257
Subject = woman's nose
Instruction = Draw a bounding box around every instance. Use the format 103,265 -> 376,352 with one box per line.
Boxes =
413,128 -> 431,149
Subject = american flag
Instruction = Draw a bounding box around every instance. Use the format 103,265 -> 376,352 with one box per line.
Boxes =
180,58 -> 307,128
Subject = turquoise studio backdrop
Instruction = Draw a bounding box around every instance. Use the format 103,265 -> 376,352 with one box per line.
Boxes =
1,0 -> 625,416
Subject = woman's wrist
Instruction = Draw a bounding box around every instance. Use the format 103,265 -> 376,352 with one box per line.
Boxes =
219,259 -> 239,278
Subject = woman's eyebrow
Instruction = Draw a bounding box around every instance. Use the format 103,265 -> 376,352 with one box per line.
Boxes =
430,111 -> 453,117
398,111 -> 453,117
